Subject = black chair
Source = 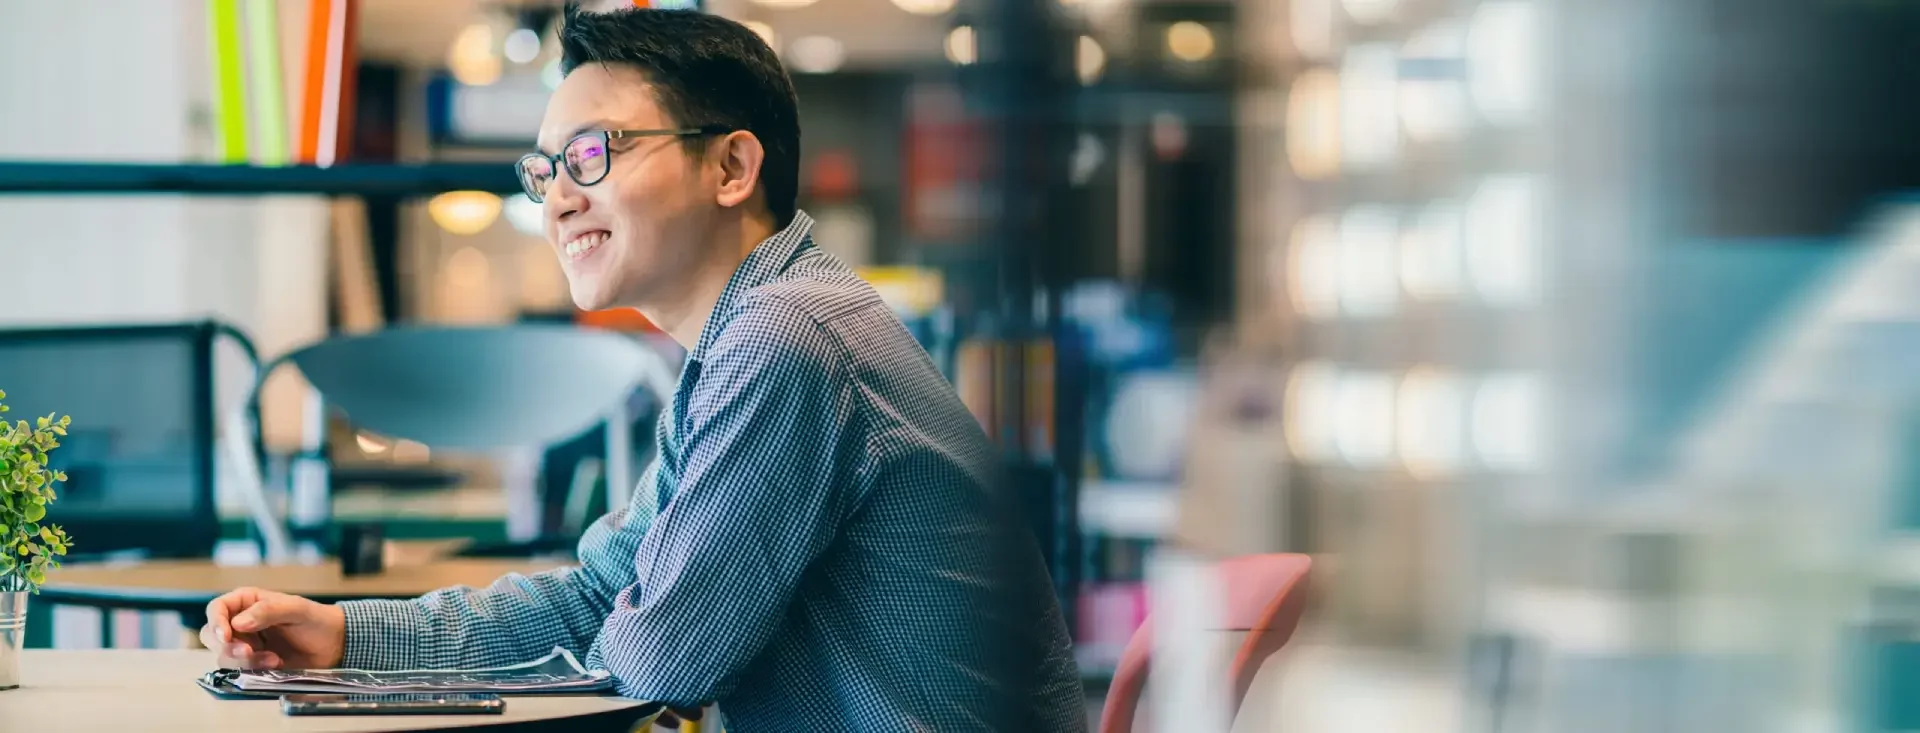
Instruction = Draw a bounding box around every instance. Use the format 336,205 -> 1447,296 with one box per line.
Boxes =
227,324 -> 675,561
0,321 -> 258,560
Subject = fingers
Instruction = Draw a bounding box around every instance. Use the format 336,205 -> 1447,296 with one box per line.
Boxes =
203,587 -> 266,644
232,594 -> 305,633
201,588 -> 297,670
197,618 -> 224,653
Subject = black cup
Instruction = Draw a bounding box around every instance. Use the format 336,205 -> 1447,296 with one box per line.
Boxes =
339,523 -> 386,576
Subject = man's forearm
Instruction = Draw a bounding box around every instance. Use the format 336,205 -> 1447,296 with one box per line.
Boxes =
338,565 -> 616,670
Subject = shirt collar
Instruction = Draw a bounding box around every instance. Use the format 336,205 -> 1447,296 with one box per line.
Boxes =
688,209 -> 816,361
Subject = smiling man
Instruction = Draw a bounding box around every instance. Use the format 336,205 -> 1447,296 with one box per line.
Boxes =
198,7 -> 1084,732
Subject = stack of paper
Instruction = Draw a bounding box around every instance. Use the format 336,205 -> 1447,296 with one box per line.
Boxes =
229,648 -> 613,694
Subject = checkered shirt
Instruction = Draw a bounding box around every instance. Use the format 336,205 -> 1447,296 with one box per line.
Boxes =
338,211 -> 1086,732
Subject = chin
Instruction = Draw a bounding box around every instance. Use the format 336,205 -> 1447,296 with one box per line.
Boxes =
569,285 -> 618,312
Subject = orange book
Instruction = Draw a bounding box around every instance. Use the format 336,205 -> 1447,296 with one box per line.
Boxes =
295,0 -> 330,164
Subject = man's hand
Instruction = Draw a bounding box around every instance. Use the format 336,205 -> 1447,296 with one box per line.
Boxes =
199,587 -> 346,670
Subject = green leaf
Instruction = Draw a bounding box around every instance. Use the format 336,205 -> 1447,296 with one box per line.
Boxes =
27,566 -> 43,586
22,503 -> 43,522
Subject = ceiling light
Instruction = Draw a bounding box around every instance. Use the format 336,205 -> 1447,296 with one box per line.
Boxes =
1399,24 -> 1469,142
541,58 -> 564,90
750,0 -> 819,9
1334,370 -> 1395,467
1340,44 -> 1400,169
1287,214 -> 1340,318
788,36 -> 845,74
502,194 -> 544,237
1471,372 -> 1543,472
892,0 -> 956,15
1337,205 -> 1398,317
392,439 -> 430,463
1165,21 -> 1215,62
1284,361 -> 1342,462
1285,68 -> 1341,180
355,432 -> 391,455
1342,0 -> 1399,25
744,20 -> 778,51
1464,176 -> 1541,306
1069,132 -> 1106,185
1399,201 -> 1465,300
1467,1 -> 1538,126
503,27 -> 541,64
1290,0 -> 1339,60
1076,36 -> 1106,85
1398,367 -> 1467,479
945,26 -> 977,66
428,191 -> 502,235
449,23 -> 502,86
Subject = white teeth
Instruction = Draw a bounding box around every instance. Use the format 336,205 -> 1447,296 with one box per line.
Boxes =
563,231 -> 607,260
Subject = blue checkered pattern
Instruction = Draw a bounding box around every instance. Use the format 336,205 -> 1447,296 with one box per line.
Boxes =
339,212 -> 1085,732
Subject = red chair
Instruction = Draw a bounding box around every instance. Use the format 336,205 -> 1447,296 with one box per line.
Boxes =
1098,553 -> 1314,733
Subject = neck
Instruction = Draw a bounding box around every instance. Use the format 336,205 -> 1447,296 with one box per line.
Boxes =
641,210 -> 779,349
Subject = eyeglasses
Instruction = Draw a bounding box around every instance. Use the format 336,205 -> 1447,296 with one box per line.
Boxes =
515,126 -> 729,203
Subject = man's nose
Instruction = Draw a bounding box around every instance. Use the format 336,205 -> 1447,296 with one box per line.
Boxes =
546,168 -> 589,220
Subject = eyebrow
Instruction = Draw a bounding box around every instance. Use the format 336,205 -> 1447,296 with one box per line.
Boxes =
534,121 -> 615,156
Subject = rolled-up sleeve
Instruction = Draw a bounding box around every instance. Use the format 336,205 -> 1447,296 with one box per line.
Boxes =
595,294 -> 856,706
337,481 -> 659,670
337,417 -> 679,671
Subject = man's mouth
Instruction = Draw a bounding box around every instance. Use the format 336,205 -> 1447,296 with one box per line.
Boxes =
564,230 -> 610,261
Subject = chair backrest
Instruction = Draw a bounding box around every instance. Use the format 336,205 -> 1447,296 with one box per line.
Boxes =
0,321 -> 252,559
1099,553 -> 1313,733
276,325 -> 661,450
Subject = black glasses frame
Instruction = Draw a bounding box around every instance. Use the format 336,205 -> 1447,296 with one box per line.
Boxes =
516,125 -> 730,203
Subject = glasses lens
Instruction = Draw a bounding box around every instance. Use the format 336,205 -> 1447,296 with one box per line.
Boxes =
564,133 -> 611,186
516,155 -> 554,202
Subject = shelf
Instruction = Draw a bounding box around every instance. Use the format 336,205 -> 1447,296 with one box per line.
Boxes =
0,162 -> 521,196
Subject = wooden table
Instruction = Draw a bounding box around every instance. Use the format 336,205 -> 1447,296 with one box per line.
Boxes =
0,650 -> 660,732
39,557 -> 575,631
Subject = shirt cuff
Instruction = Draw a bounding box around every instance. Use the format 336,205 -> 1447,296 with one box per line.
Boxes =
338,599 -> 428,670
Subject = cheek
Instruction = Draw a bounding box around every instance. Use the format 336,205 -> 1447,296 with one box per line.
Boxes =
542,199 -> 562,241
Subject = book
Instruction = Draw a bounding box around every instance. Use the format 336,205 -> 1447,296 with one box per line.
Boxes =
217,647 -> 614,695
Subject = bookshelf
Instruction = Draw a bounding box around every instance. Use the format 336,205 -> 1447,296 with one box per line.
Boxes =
0,162 -> 519,196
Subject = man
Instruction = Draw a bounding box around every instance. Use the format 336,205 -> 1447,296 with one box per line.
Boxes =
199,7 -> 1084,731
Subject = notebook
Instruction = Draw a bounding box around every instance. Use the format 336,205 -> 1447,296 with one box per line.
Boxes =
198,647 -> 617,698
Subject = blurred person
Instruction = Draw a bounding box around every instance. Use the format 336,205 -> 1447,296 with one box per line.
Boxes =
198,7 -> 1082,732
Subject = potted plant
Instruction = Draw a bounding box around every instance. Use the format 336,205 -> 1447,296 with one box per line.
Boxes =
0,389 -> 73,691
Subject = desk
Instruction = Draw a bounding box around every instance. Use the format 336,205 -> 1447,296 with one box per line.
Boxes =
0,650 -> 660,732
40,558 -> 574,629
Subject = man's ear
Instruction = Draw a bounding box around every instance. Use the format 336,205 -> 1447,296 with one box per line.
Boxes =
713,130 -> 765,210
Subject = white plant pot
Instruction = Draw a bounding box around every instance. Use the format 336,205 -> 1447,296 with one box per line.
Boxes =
0,591 -> 23,690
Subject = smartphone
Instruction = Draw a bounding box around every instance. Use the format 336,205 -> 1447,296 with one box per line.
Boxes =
280,693 -> 506,716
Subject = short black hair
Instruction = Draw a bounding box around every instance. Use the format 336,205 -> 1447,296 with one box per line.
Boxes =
560,7 -> 801,228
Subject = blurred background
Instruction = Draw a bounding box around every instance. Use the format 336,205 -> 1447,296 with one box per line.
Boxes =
3,0 -> 1920,730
